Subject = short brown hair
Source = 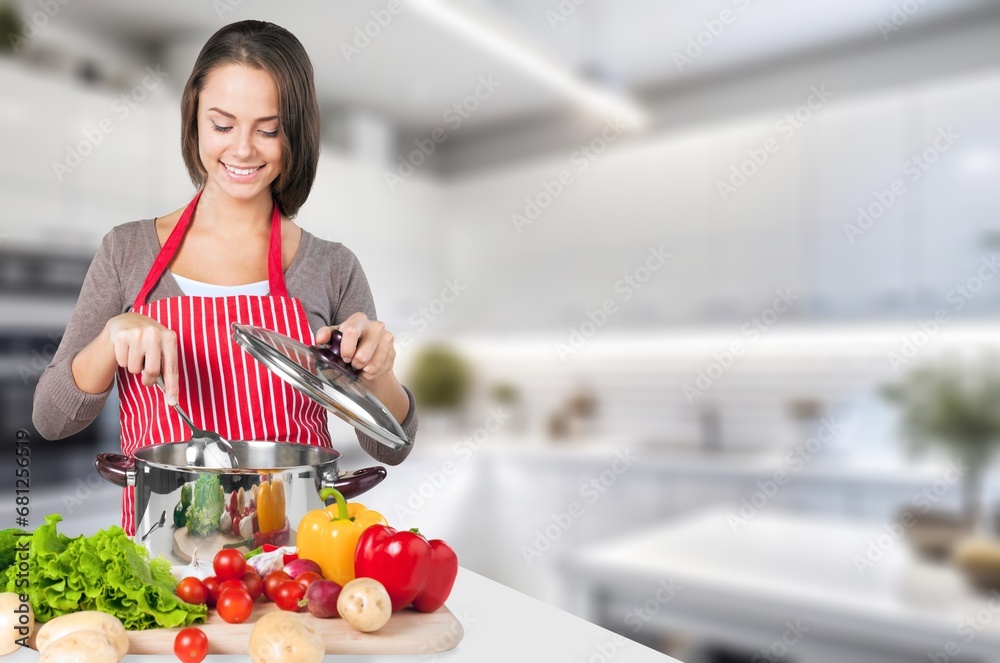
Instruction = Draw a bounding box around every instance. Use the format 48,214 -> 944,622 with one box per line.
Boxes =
180,20 -> 320,218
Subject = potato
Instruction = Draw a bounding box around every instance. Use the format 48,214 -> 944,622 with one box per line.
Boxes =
249,611 -> 325,663
337,577 -> 392,633
0,592 -> 32,655
36,610 -> 128,659
38,630 -> 120,663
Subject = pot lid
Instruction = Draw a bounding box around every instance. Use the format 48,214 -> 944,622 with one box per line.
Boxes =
231,323 -> 412,450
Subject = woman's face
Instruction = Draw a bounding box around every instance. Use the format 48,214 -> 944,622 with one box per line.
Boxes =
197,64 -> 283,205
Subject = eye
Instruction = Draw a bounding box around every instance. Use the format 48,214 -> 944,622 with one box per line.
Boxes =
259,129 -> 279,138
211,122 -> 232,133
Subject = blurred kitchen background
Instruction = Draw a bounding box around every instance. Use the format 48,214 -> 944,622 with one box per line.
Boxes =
3,0 -> 1000,661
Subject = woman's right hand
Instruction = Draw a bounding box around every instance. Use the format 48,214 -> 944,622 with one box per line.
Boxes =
105,313 -> 179,405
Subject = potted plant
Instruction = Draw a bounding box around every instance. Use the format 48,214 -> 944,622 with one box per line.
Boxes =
408,343 -> 472,436
882,354 -> 1000,556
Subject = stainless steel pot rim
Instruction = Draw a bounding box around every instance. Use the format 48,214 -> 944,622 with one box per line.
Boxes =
132,439 -> 344,474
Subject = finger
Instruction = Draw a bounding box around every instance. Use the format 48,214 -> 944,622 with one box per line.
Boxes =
351,320 -> 385,369
337,314 -> 367,362
315,326 -> 334,345
141,330 -> 160,387
160,330 -> 179,406
361,335 -> 394,378
126,337 -> 145,375
113,336 -> 130,369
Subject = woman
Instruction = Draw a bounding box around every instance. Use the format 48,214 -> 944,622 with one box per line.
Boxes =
32,20 -> 418,535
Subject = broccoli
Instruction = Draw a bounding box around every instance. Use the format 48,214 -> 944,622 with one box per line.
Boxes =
0,528 -> 29,573
185,474 -> 224,537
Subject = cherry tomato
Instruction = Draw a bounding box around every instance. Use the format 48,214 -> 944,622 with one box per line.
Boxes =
295,571 -> 323,592
202,576 -> 221,608
213,549 -> 246,582
176,577 -> 208,606
218,578 -> 247,596
173,626 -> 208,663
263,571 -> 291,602
243,570 -> 264,601
274,580 -> 306,612
216,587 -> 254,624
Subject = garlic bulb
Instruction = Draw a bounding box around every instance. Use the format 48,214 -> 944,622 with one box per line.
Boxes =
180,548 -> 214,581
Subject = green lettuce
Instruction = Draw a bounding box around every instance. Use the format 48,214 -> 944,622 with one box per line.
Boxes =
4,514 -> 206,629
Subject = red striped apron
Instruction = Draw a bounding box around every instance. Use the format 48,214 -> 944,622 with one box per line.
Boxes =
117,190 -> 331,536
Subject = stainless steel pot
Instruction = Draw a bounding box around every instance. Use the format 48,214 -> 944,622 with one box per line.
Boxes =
96,441 -> 386,563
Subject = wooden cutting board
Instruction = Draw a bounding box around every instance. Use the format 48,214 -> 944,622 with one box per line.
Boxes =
30,602 -> 464,655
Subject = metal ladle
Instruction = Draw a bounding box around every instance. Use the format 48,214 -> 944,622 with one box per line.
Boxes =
155,377 -> 238,468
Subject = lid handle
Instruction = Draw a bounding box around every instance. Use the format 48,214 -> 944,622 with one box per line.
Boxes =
311,330 -> 358,378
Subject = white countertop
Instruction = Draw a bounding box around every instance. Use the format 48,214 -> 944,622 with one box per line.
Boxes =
564,508 -> 1000,660
6,566 -> 677,662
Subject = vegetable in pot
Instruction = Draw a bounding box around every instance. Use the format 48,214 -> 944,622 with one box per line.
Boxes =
187,474 -> 225,537
257,477 -> 286,534
248,611 -> 324,663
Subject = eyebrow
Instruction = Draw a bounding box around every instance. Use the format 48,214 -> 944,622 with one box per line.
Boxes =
207,107 -> 278,122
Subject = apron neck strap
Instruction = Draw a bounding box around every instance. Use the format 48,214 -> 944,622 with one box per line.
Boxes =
133,191 -> 288,307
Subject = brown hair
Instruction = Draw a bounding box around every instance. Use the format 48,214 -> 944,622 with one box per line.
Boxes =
180,20 -> 320,218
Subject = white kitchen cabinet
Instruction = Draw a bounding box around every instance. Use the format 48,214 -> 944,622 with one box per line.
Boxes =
812,93 -> 911,319
915,72 -> 1000,315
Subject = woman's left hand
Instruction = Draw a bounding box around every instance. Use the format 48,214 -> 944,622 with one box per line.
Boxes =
316,312 -> 396,382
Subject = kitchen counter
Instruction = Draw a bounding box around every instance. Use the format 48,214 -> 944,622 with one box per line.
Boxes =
561,508 -> 1000,663
6,566 -> 677,662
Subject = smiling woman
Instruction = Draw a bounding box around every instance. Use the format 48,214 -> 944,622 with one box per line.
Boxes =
31,20 -> 419,536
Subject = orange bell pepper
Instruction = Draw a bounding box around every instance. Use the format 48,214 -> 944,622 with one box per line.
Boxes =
257,476 -> 286,533
295,488 -> 387,586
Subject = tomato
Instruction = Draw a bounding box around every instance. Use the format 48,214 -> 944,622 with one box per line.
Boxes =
274,580 -> 306,612
202,576 -> 221,608
243,570 -> 264,601
263,571 -> 291,602
295,571 -> 323,592
173,626 -> 208,662
213,549 -> 246,582
216,587 -> 254,624
176,577 -> 208,606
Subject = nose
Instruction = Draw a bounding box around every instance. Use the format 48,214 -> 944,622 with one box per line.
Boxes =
232,128 -> 254,160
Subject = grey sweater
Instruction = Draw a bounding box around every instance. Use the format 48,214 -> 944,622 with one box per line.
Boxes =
32,219 -> 417,466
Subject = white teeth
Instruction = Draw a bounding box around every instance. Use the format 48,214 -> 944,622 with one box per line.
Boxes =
224,163 -> 261,176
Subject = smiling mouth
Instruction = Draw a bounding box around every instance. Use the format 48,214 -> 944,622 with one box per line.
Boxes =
221,161 -> 265,176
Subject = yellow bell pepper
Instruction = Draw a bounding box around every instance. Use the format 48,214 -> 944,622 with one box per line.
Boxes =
257,477 -> 286,533
295,488 -> 387,586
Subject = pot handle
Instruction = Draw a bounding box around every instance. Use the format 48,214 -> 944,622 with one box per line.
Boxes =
326,466 -> 386,501
95,453 -> 135,488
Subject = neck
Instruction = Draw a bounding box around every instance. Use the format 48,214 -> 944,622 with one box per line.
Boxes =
195,184 -> 275,232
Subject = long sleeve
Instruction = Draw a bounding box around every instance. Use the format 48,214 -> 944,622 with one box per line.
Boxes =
332,248 -> 418,466
32,230 -> 126,439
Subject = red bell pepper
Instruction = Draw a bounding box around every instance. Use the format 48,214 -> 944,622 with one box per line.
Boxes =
355,525 -> 458,612
411,538 -> 458,613
355,525 -> 432,611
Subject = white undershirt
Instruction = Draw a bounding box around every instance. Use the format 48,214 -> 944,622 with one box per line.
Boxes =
170,271 -> 270,297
